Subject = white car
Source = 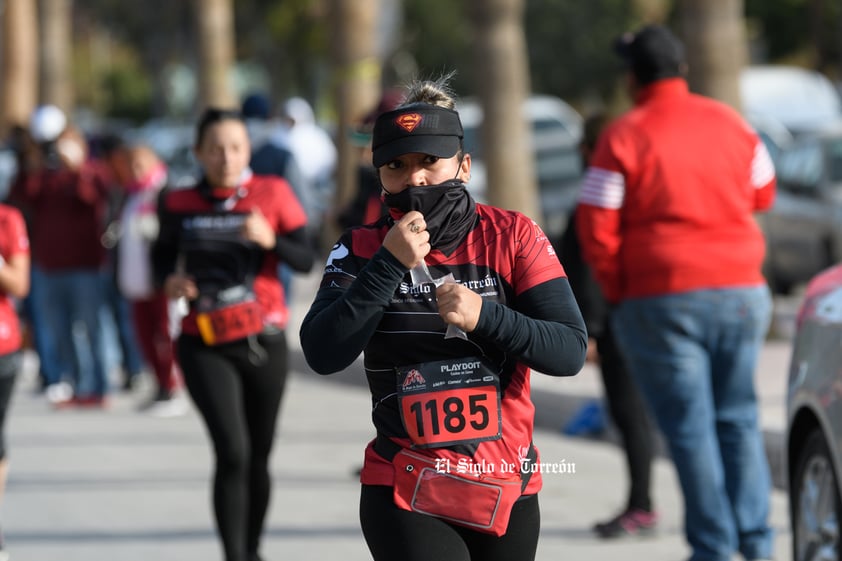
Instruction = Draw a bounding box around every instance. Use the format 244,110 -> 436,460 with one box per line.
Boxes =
456,95 -> 584,239
741,65 -> 842,137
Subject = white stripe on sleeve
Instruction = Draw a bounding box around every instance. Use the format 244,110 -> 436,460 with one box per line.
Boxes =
578,167 -> 625,209
751,141 -> 775,188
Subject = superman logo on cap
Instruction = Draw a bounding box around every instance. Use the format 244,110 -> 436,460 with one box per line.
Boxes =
396,113 -> 423,132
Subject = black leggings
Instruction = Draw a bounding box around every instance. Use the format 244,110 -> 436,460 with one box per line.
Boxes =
177,332 -> 288,561
598,322 -> 655,512
0,352 -> 20,460
359,484 -> 540,561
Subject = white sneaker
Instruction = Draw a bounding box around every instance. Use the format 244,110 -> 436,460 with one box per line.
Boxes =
144,396 -> 189,418
45,382 -> 73,404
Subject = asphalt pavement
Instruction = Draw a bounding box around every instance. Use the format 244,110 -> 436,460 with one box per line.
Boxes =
3,270 -> 796,561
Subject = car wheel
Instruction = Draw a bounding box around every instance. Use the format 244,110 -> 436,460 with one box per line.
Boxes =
793,429 -> 841,561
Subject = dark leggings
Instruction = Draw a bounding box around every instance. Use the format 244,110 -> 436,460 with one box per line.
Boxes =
598,322 -> 655,512
0,352 -> 20,460
177,332 -> 288,561
360,484 -> 540,561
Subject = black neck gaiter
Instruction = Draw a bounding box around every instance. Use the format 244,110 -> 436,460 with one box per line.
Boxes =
384,179 -> 478,255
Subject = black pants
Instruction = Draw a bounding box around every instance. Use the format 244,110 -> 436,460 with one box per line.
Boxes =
598,322 -> 655,512
0,352 -> 20,460
359,484 -> 540,561
177,332 -> 288,561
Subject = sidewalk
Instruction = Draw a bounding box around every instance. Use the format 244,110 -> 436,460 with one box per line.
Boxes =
2,270 -> 794,561
528,336 -> 793,490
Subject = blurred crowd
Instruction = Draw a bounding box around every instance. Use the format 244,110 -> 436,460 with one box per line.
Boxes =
0,91 -> 349,417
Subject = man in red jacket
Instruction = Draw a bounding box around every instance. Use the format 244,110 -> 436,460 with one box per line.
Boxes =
576,25 -> 776,561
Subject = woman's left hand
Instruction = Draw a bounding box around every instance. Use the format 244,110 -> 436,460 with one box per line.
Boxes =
242,208 -> 276,249
436,283 -> 482,332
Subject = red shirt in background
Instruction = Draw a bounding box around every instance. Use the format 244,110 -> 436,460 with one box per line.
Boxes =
157,174 -> 308,334
576,78 -> 776,303
9,161 -> 111,271
0,205 -> 30,355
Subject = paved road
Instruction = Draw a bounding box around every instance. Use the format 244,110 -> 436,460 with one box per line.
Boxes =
3,270 -> 796,561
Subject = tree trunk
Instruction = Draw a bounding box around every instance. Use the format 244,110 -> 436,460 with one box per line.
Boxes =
678,0 -> 747,111
631,0 -> 673,22
808,0 -> 833,72
194,0 -> 236,109
39,0 -> 73,111
328,0 -> 381,245
467,0 -> 538,221
1,0 -> 39,130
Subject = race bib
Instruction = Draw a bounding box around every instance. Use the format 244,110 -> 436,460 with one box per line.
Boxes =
196,297 -> 263,346
396,357 -> 502,448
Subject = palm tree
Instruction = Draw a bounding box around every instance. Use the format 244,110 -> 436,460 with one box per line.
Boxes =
678,0 -> 747,111
194,0 -> 237,109
632,0 -> 672,22
39,0 -> 73,111
2,0 -> 39,130
328,0 -> 381,241
467,0 -> 538,220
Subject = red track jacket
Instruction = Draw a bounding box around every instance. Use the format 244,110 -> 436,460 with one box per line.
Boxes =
576,78 -> 776,303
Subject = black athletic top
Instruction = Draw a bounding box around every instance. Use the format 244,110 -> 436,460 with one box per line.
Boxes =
153,173 -> 313,336
300,202 -> 586,494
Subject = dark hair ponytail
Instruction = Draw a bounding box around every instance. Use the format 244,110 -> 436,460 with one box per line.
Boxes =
195,107 -> 245,147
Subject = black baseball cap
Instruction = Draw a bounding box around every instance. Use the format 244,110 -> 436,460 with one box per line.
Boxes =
614,24 -> 685,85
372,103 -> 463,168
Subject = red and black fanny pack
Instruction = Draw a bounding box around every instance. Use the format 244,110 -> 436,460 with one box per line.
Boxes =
380,357 -> 539,536
195,283 -> 263,345
375,435 -> 537,537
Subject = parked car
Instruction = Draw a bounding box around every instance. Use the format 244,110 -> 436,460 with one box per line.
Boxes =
762,125 -> 842,294
457,94 -> 584,239
786,262 -> 842,561
748,114 -> 794,168
740,65 -> 842,294
741,65 -> 842,137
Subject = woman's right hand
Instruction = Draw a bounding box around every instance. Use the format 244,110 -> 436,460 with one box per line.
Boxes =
382,211 -> 431,268
163,273 -> 199,300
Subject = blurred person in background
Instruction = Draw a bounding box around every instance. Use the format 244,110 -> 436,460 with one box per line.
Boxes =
3,124 -> 61,396
576,24 -> 777,561
555,112 -> 658,538
116,144 -> 186,417
280,96 -> 337,238
98,134 -> 147,391
242,92 -> 312,301
9,105 -> 113,408
335,89 -> 403,230
241,93 -> 311,218
153,107 -> 314,561
0,196 -> 30,560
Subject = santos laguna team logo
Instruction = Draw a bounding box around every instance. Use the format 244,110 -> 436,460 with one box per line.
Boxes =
396,113 -> 422,132
325,242 -> 349,272
401,369 -> 426,390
